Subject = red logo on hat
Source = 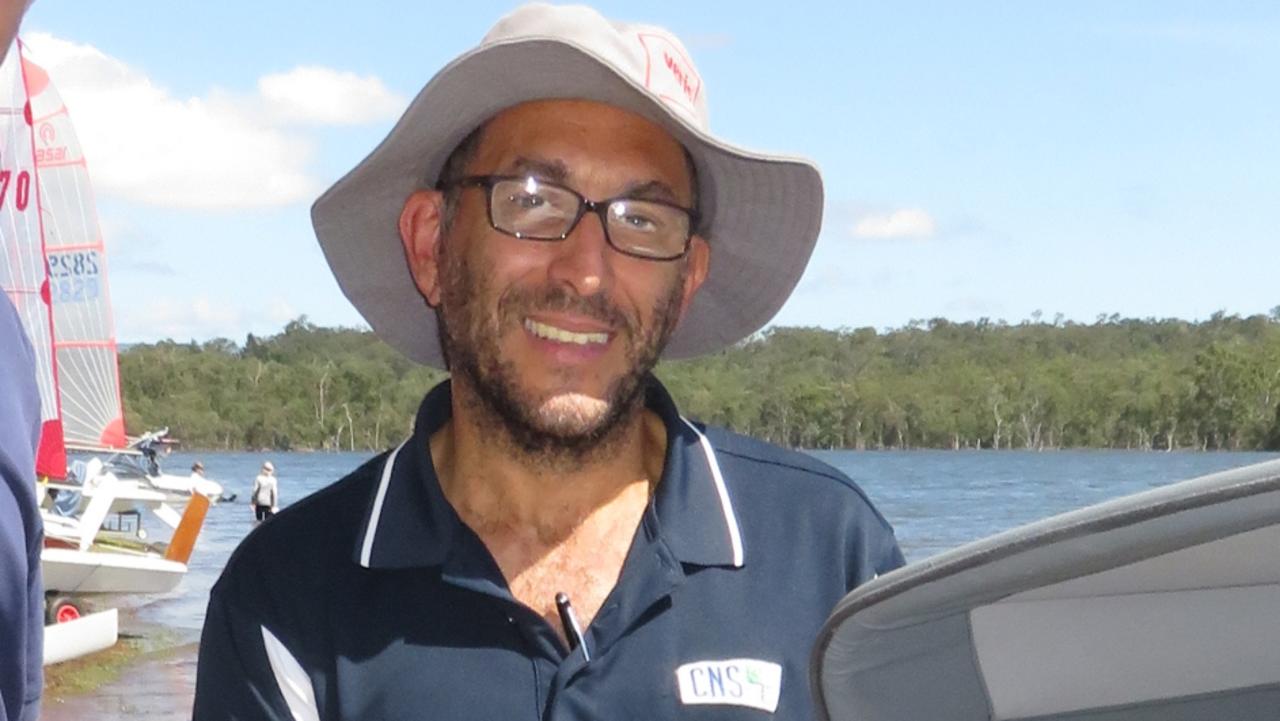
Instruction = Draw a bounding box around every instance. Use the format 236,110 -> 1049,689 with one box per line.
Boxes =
638,33 -> 701,116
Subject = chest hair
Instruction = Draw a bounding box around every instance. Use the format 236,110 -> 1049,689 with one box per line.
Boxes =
476,483 -> 650,642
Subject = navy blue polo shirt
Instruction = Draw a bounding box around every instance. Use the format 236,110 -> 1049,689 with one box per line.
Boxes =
194,379 -> 903,720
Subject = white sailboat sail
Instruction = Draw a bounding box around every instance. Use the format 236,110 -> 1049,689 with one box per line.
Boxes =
23,46 -> 127,450
14,42 -> 227,507
0,38 -> 65,479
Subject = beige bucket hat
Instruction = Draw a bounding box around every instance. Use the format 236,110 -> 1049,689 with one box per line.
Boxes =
312,3 -> 824,368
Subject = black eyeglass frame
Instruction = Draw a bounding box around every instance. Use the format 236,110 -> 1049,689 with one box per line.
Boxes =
444,174 -> 701,261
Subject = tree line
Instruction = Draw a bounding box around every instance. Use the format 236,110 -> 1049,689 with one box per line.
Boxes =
119,311 -> 1280,452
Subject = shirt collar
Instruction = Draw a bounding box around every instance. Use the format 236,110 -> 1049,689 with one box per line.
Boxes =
354,377 -> 745,570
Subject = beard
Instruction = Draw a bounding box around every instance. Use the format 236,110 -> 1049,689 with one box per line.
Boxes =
435,245 -> 686,464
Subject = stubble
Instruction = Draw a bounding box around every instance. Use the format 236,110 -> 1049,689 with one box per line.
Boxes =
436,244 -> 686,471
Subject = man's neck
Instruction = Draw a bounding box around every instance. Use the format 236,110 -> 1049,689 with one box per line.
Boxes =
430,381 -> 668,638
429,382 -> 667,544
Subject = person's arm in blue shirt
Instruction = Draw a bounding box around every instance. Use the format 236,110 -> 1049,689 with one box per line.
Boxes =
0,293 -> 44,721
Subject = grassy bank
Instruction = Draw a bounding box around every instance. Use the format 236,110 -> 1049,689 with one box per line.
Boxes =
42,624 -> 187,701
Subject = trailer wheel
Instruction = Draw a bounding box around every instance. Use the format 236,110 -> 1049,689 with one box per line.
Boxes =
45,595 -> 85,624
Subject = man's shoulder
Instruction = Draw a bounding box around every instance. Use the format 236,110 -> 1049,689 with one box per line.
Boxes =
693,422 -> 894,522
690,421 -> 905,579
696,423 -> 864,491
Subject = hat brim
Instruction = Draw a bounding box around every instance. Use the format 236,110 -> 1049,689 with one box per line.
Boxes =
312,37 -> 823,368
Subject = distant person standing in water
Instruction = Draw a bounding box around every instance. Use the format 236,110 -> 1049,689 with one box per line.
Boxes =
251,461 -> 278,523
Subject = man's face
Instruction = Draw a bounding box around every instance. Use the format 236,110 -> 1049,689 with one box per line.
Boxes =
409,99 -> 708,452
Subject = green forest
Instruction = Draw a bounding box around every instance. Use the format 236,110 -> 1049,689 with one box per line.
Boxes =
120,312 -> 1280,452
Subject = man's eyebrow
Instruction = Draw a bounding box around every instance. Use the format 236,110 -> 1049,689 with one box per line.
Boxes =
507,156 -> 570,183
617,179 -> 683,205
505,157 -> 687,205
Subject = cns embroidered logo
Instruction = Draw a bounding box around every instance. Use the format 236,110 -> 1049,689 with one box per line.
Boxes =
676,658 -> 782,713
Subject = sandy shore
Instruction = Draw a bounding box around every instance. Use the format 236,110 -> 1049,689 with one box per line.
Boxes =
41,612 -> 199,721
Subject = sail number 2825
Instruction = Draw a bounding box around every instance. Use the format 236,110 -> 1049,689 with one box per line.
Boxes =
47,251 -> 102,303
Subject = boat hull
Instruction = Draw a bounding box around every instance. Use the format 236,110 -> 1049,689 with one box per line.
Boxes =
813,459 -> 1280,721
41,547 -> 187,594
43,608 -> 119,665
146,472 -> 226,504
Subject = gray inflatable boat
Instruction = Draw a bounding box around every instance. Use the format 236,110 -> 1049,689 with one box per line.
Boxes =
812,459 -> 1280,721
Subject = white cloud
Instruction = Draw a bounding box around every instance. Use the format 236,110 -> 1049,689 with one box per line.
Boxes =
117,295 -> 243,341
258,66 -> 405,125
21,33 -> 403,210
851,208 -> 937,240
266,297 -> 298,325
115,294 -> 310,342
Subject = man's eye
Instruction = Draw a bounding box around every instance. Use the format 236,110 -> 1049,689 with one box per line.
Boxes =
621,213 -> 658,230
508,192 -> 546,209
611,202 -> 666,232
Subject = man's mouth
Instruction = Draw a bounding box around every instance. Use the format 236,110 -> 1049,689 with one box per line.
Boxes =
524,318 -> 610,346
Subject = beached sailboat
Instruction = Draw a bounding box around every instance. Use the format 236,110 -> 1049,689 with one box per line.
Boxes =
42,474 -> 210,596
0,36 -> 119,661
1,39 -> 210,650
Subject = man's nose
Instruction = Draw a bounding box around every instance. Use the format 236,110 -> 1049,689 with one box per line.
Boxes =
547,209 -> 611,296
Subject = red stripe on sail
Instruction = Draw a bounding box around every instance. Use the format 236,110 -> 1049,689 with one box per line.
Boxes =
34,159 -> 85,169
22,42 -> 66,480
100,416 -> 126,449
42,242 -> 100,253
18,50 -> 47,96
35,418 -> 66,480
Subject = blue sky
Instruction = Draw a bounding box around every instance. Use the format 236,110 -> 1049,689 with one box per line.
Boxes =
18,1 -> 1280,343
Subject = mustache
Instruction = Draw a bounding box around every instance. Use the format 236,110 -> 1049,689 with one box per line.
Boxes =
499,285 -> 631,332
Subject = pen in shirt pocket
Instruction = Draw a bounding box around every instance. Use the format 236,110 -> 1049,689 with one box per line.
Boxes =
555,592 -> 590,661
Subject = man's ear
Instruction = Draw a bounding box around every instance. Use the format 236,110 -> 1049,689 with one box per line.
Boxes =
399,190 -> 447,307
677,234 -> 710,320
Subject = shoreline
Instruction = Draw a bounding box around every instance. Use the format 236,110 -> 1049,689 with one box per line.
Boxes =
42,611 -> 200,720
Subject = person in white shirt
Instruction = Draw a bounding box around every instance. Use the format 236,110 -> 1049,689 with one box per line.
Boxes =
251,461 -> 278,524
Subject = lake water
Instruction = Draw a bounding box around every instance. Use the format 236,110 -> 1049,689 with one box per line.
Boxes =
110,448 -> 1280,636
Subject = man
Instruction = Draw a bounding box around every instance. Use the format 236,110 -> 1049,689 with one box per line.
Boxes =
195,5 -> 903,720
250,461 -> 278,524
0,5 -> 46,721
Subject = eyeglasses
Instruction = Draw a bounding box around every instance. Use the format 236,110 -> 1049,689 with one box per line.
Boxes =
445,175 -> 699,261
